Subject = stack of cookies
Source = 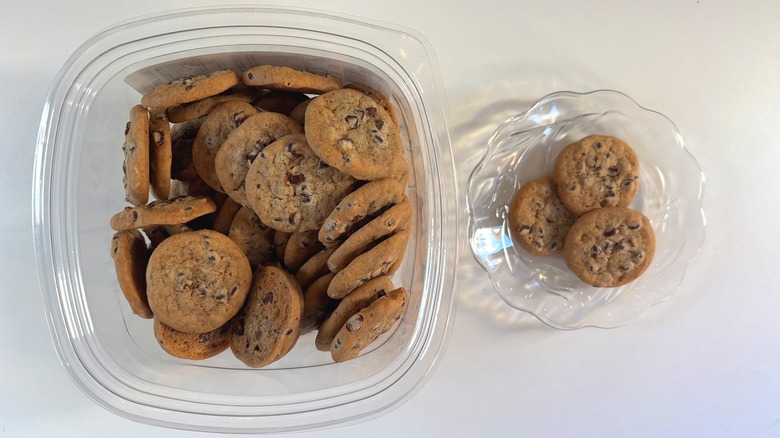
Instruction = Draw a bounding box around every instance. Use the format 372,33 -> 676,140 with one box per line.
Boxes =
109,65 -> 412,366
508,135 -> 655,287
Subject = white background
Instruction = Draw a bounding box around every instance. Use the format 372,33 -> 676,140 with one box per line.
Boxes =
2,1 -> 779,437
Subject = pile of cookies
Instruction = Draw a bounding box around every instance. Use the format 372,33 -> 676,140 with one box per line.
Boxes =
508,135 -> 655,287
109,65 -> 412,366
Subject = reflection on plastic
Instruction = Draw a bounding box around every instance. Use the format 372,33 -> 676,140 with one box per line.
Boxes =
473,226 -> 513,258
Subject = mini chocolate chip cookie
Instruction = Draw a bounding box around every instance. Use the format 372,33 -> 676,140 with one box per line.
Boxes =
244,133 -> 355,233
300,272 -> 338,335
328,196 -> 411,271
110,229 -> 153,318
109,196 -> 216,231
192,101 -> 258,192
147,230 -> 252,333
228,206 -> 276,268
508,176 -> 578,256
123,105 -> 150,206
328,229 -> 409,299
141,69 -> 241,108
318,178 -> 405,247
305,88 -> 403,180
166,87 -> 254,123
564,207 -> 655,287
153,319 -> 230,360
148,108 -> 172,200
229,265 -> 303,368
315,275 -> 393,351
170,118 -> 203,183
330,286 -> 408,362
553,135 -> 640,215
283,230 -> 324,272
215,112 -> 303,208
242,65 -> 342,94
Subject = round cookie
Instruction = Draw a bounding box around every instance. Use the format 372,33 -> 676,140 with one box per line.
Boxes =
300,272 -> 338,335
315,275 -> 393,351
141,70 -> 240,108
148,108 -> 172,200
229,265 -> 303,368
253,90 -> 308,115
344,83 -> 398,126
166,87 -> 254,123
170,118 -> 203,183
328,196 -> 411,271
244,133 -> 355,233
122,105 -> 150,206
110,229 -> 153,318
330,286 -> 408,363
284,230 -> 324,272
153,319 -> 230,360
318,178 -> 405,247
242,65 -> 342,94
328,229 -> 409,299
228,206 -> 276,268
508,176 -> 578,256
146,230 -> 252,333
215,112 -> 303,208
212,197 -> 242,235
109,196 -> 216,231
192,101 -> 258,192
563,207 -> 655,287
553,135 -> 640,215
305,88 -> 404,180
295,247 -> 338,291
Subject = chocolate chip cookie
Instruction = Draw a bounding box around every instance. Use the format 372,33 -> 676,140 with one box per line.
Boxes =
166,87 -> 254,123
148,108 -> 172,200
508,176 -> 578,256
123,105 -> 150,206
109,196 -> 216,231
344,83 -> 398,126
141,69 -> 241,108
295,247 -> 338,290
229,265 -> 303,368
553,135 -> 640,215
244,133 -> 355,233
147,230 -> 252,333
283,230 -> 323,272
564,207 -> 655,287
170,118 -> 202,183
300,272 -> 338,335
305,88 -> 403,180
153,318 -> 230,360
242,65 -> 342,94
228,206 -> 276,268
110,229 -> 153,318
214,112 -> 303,207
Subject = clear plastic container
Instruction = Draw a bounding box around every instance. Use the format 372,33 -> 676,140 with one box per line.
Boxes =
32,6 -> 457,433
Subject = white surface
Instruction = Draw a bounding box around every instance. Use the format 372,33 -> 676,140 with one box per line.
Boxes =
2,0 -> 779,436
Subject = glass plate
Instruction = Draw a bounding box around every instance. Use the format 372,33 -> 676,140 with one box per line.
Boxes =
466,90 -> 705,329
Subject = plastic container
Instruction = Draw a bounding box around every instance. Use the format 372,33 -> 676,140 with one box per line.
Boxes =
32,7 -> 456,433
467,90 -> 705,329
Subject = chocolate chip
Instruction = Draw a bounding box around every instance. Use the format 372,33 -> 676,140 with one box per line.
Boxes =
289,213 -> 297,224
228,286 -> 238,298
373,135 -> 384,143
208,255 -> 216,262
607,166 -> 619,177
377,289 -> 387,298
285,141 -> 301,158
255,328 -> 263,340
215,293 -> 225,301
316,159 -> 329,170
605,190 -> 616,198
286,329 -> 293,336
286,172 -> 305,185
231,112 -> 245,127
621,179 -> 633,189
366,107 -> 377,117
347,315 -> 364,332
301,195 -> 312,203
593,141 -> 603,150
550,241 -> 560,251
628,223 -> 641,230
247,72 -> 254,80
568,184 -> 577,191
124,121 -> 131,136
354,109 -> 365,119
603,227 -> 616,237
253,345 -> 260,352
132,211 -> 138,222
345,115 -> 359,129
198,288 -> 207,298
343,154 -> 351,165
375,119 -> 385,130
235,317 -> 245,336
334,338 -> 342,349
263,292 -> 274,304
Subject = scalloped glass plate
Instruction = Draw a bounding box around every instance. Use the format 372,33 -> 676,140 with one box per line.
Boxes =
466,90 -> 705,329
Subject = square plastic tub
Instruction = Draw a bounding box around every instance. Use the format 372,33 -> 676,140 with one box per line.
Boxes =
33,6 -> 457,433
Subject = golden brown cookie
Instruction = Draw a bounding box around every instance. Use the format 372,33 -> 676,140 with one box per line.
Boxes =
170,118 -> 203,183
109,196 -> 216,231
244,133 -> 355,233
214,112 -> 303,208
274,231 -> 292,261
344,83 -> 398,126
212,197 -> 243,235
141,70 -> 241,108
192,101 -> 258,192
564,207 -> 655,287
318,178 -> 405,247
508,176 -> 578,256
122,105 -> 150,206
229,265 -> 303,367
110,230 -> 153,318
242,65 -> 342,94
148,108 -> 172,200
283,230 -> 324,272
295,247 -> 338,290
315,275 -> 393,351
146,230 -> 252,333
143,226 -> 169,250
327,196 -> 411,271
166,87 -> 254,123
153,319 -> 230,360
327,229 -> 409,299
305,89 -> 404,181
553,135 -> 640,215
330,286 -> 408,362
228,207 -> 276,268
300,272 -> 338,335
